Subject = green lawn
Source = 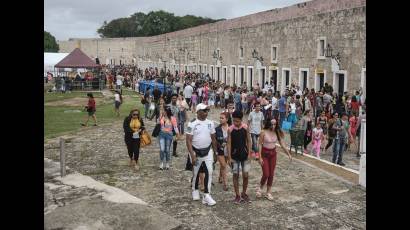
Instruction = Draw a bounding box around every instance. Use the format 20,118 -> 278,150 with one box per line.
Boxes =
45,92 -> 143,139
44,92 -> 104,103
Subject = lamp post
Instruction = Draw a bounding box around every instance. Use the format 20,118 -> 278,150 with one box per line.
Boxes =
324,43 -> 341,69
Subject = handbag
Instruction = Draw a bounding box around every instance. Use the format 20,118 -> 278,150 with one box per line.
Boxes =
140,130 -> 152,147
152,123 -> 161,137
281,120 -> 292,131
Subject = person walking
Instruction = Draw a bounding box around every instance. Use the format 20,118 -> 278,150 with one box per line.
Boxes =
158,106 -> 180,170
256,118 -> 292,200
143,88 -> 151,119
169,94 -> 180,158
248,102 -> 264,160
177,93 -> 189,135
186,103 -> 218,206
300,110 -> 313,154
332,113 -> 352,166
123,109 -> 145,170
215,112 -> 230,191
114,90 -> 123,117
227,110 -> 252,204
324,113 -> 338,153
311,122 -> 324,158
81,93 -> 98,126
183,81 -> 194,110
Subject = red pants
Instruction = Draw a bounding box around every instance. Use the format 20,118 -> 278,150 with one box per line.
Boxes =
260,147 -> 277,187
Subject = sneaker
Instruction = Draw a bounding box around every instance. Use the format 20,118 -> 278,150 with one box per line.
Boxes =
202,194 -> 216,206
165,162 -> 170,170
338,162 -> 346,166
159,162 -> 164,170
192,190 -> 200,201
173,153 -> 179,157
241,192 -> 251,203
233,195 -> 242,204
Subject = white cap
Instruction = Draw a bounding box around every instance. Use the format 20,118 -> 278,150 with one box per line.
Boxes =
196,103 -> 209,112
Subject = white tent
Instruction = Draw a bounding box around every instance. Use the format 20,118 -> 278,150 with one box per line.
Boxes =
44,52 -> 69,76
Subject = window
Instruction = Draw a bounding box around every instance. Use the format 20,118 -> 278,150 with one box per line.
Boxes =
317,37 -> 326,59
240,47 -> 244,58
271,45 -> 278,63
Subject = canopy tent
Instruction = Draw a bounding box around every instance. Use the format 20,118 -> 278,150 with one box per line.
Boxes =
54,48 -> 100,68
44,52 -> 69,75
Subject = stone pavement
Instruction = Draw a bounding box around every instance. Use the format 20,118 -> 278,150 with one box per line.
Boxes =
44,106 -> 366,229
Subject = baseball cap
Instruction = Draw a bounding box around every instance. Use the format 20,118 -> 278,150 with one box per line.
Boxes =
196,103 -> 209,112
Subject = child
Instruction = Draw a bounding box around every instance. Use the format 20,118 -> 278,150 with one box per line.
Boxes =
311,122 -> 324,158
227,110 -> 252,204
248,102 -> 264,160
191,92 -> 198,113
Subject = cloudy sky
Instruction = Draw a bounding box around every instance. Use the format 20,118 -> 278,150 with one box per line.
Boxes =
45,0 -> 307,41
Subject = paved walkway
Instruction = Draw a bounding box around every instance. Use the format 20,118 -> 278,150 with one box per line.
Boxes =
44,106 -> 366,229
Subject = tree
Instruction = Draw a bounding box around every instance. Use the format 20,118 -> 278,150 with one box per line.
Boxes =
97,10 -> 224,38
44,31 -> 59,52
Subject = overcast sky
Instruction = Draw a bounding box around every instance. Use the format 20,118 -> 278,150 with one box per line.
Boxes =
45,0 -> 307,41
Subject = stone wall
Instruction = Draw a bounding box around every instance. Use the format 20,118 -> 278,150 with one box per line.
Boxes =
58,0 -> 366,94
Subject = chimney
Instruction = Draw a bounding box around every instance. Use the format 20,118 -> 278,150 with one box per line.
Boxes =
76,40 -> 81,49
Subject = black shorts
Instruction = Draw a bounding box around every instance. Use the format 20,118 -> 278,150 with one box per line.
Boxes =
115,101 -> 121,109
88,110 -> 95,116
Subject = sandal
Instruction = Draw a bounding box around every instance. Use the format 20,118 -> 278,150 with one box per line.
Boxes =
256,187 -> 262,198
265,193 -> 274,201
218,177 -> 223,183
223,184 -> 228,191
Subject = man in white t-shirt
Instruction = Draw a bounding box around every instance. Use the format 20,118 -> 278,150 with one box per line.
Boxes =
116,75 -> 123,93
186,103 -> 218,206
183,82 -> 194,110
295,86 -> 303,96
248,102 -> 264,159
197,85 -> 203,103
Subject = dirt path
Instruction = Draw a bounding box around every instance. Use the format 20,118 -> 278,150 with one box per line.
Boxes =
44,108 -> 366,229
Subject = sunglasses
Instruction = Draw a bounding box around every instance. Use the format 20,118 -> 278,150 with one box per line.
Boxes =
200,109 -> 210,112
132,113 -> 139,116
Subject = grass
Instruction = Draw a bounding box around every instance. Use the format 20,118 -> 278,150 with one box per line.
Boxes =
44,91 -> 104,103
44,92 -> 143,139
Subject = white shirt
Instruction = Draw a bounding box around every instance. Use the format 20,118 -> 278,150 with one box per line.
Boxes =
248,111 -> 264,134
198,87 -> 203,96
186,118 -> 216,160
296,90 -> 303,96
183,85 -> 193,98
272,97 -> 278,110
114,93 -> 121,102
290,103 -> 296,113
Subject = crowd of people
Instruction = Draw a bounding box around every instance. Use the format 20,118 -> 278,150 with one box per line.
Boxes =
114,66 -> 366,206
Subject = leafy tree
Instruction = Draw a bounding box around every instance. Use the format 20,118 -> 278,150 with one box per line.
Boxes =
97,10 -> 225,38
44,31 -> 59,52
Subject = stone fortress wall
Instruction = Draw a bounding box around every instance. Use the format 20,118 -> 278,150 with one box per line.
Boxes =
58,0 -> 366,96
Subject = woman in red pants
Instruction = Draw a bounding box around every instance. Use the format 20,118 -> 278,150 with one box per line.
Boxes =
256,118 -> 292,200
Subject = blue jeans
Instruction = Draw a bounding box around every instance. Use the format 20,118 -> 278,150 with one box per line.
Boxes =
144,102 -> 150,118
159,131 -> 173,163
251,133 -> 260,153
235,102 -> 242,111
279,111 -> 286,127
332,138 -> 346,164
